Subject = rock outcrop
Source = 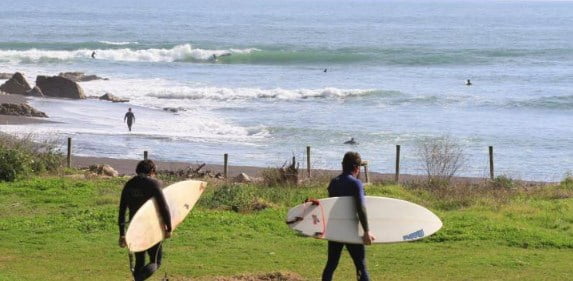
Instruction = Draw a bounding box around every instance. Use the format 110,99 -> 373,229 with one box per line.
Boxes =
59,72 -> 108,82
36,75 -> 86,99
99,93 -> 129,103
0,72 -> 32,95
0,103 -> 48,117
0,73 -> 14,80
25,86 -> 44,97
163,107 -> 186,113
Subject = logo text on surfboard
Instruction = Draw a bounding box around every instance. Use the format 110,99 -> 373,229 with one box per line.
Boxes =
403,229 -> 425,241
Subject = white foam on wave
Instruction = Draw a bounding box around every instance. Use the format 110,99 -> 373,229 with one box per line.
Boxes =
146,86 -> 374,101
15,92 -> 269,144
99,41 -> 139,46
0,44 -> 259,64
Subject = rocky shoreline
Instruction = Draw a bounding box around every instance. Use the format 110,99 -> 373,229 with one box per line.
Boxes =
0,71 -> 129,124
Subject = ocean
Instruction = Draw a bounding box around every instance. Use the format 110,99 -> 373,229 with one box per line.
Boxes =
0,0 -> 572,181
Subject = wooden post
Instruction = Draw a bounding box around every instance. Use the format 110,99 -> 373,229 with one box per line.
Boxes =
224,153 -> 228,179
66,137 -> 72,168
143,151 -> 148,160
395,145 -> 401,182
363,161 -> 369,184
489,146 -> 494,180
306,146 -> 311,178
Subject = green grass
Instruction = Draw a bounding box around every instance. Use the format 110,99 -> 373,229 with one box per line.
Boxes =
0,177 -> 572,280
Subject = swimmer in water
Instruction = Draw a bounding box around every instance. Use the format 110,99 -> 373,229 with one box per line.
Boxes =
344,137 -> 358,145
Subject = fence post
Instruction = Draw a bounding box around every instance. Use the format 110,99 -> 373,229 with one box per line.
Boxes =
306,146 -> 311,178
224,153 -> 228,179
363,161 -> 369,184
489,146 -> 494,180
143,151 -> 148,160
66,137 -> 72,168
395,145 -> 400,182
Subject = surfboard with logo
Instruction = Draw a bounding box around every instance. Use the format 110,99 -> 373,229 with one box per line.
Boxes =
126,180 -> 207,252
286,196 -> 442,244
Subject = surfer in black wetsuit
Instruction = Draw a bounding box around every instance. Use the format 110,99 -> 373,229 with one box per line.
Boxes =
91,51 -> 96,59
322,152 -> 375,281
118,160 -> 172,281
124,108 -> 135,132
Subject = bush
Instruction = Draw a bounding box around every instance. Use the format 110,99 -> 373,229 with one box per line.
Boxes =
491,175 -> 515,189
416,135 -> 466,187
0,134 -> 63,181
0,148 -> 32,182
202,185 -> 274,212
561,174 -> 573,190
261,157 -> 299,186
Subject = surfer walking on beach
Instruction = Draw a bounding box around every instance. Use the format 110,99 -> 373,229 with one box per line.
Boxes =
322,152 -> 375,281
124,108 -> 135,132
118,160 -> 172,281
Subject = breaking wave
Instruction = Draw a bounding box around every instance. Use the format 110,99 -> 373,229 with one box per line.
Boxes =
0,42 -> 570,66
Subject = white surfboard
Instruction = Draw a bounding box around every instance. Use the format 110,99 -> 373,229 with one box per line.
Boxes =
126,180 -> 207,252
286,196 -> 442,244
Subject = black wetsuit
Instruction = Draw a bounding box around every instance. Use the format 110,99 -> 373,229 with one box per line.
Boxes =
118,174 -> 172,281
124,111 -> 135,131
322,173 -> 370,281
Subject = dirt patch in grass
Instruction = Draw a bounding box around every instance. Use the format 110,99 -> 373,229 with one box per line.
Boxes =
174,271 -> 305,281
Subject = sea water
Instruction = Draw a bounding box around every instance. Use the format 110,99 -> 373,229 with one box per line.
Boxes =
0,0 -> 572,181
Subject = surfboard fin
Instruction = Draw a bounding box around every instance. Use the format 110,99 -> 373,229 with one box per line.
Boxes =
285,216 -> 303,225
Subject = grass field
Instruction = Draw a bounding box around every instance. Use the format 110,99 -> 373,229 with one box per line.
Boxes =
0,176 -> 572,280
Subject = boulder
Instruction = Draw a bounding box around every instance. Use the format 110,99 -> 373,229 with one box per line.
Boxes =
163,107 -> 186,113
234,172 -> 252,183
36,75 -> 86,99
59,72 -> 108,82
0,73 -> 14,80
87,164 -> 119,177
25,86 -> 44,97
99,93 -> 129,103
101,165 -> 119,177
0,103 -> 48,118
0,72 -> 32,95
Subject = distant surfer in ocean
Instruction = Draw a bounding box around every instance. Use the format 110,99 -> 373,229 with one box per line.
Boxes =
344,137 -> 358,145
91,51 -> 96,59
210,52 -> 231,62
322,152 -> 375,281
118,160 -> 172,281
466,79 -> 472,86
324,68 -> 327,73
124,108 -> 135,132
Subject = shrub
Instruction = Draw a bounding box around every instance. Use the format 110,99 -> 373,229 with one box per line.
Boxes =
261,157 -> 299,186
0,134 -> 63,181
561,174 -> 573,190
416,135 -> 466,187
0,148 -> 32,182
202,185 -> 274,212
491,175 -> 515,189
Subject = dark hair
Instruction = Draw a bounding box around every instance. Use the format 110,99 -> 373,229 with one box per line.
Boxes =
136,160 -> 156,175
342,151 -> 363,172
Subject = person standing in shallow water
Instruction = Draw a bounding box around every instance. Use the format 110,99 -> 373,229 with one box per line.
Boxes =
124,108 -> 135,132
118,160 -> 172,281
322,151 -> 375,281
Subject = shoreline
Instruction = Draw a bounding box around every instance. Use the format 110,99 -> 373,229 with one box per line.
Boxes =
72,155 -> 555,185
